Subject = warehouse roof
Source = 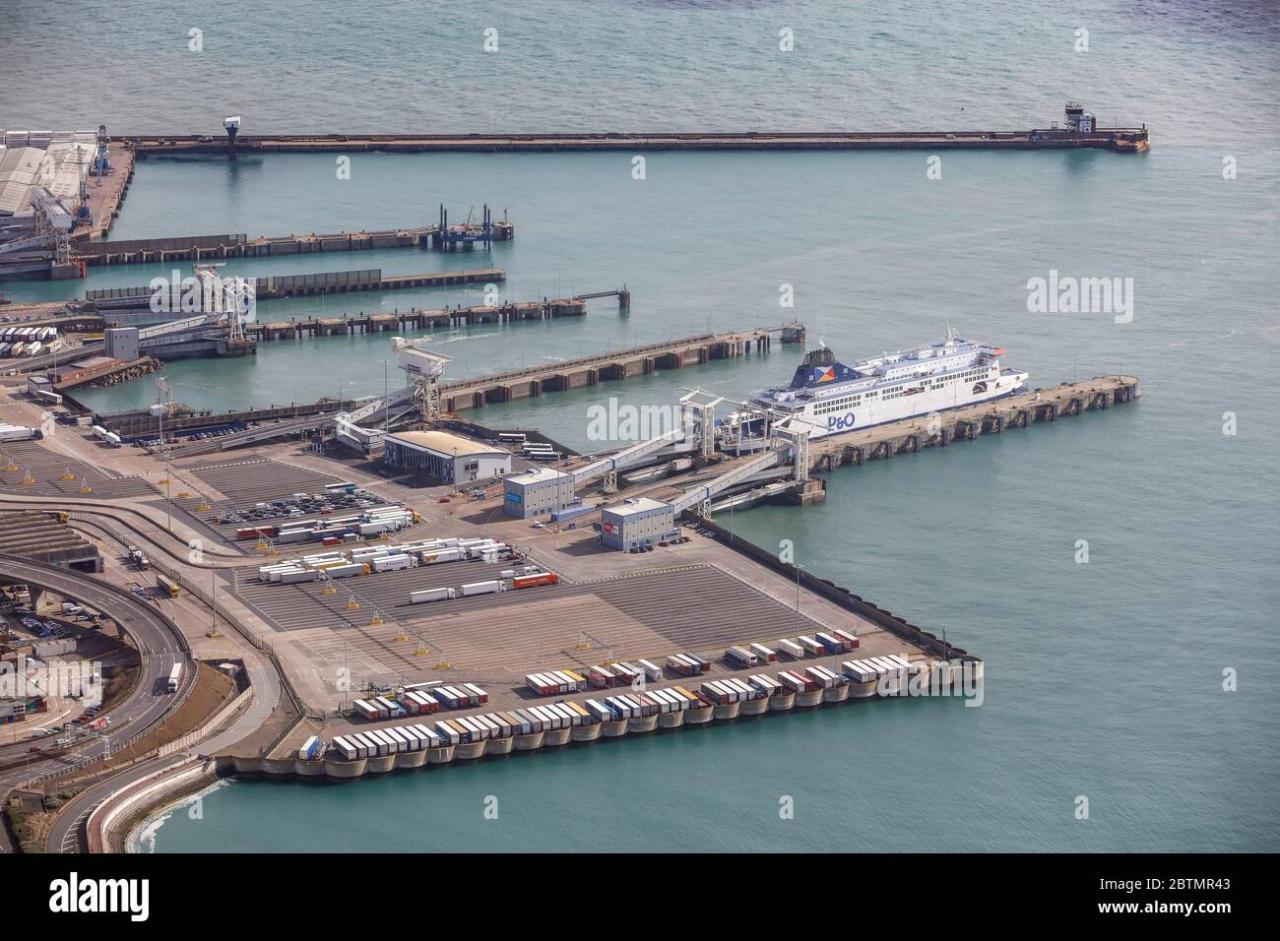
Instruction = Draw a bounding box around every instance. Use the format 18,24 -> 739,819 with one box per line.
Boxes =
386,430 -> 507,457
603,497 -> 671,517
507,466 -> 571,485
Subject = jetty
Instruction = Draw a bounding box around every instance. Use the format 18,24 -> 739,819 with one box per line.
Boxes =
123,128 -> 1149,156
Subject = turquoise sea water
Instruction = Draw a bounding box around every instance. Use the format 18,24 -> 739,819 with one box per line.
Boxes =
3,1 -> 1278,852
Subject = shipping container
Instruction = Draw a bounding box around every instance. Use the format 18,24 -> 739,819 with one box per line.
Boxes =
463,683 -> 488,704
747,674 -> 781,695
671,686 -> 701,707
332,736 -> 358,761
748,643 -> 777,663
370,553 -> 413,573
413,724 -> 441,749
588,665 -> 614,688
797,636 -> 824,656
322,562 -> 368,578
453,718 -> 480,742
409,586 -> 457,604
833,628 -> 860,649
636,659 -> 663,682
805,666 -> 842,689
841,660 -> 877,683
298,736 -> 320,760
777,638 -> 805,659
460,580 -> 504,597
535,706 -> 565,727
665,653 -> 702,676
512,571 -> 560,590
419,547 -> 465,565
585,699 -> 613,722
382,728 -> 406,752
354,699 -> 380,722
513,708 -> 541,733
646,689 -> 674,712
777,671 -> 808,693
725,645 -> 761,667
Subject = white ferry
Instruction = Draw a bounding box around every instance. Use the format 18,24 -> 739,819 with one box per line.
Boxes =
723,329 -> 1028,443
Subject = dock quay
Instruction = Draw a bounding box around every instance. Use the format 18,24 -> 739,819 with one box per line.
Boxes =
122,126 -> 1150,156
245,297 -> 585,339
86,267 -> 505,312
442,322 -> 804,411
68,213 -> 513,269
804,376 -> 1140,472
202,510 -> 978,781
52,356 -> 162,391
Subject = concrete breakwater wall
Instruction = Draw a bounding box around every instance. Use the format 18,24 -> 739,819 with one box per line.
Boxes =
88,759 -> 218,853
122,129 -> 1151,155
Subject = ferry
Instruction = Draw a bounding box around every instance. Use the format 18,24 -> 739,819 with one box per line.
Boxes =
722,328 -> 1028,444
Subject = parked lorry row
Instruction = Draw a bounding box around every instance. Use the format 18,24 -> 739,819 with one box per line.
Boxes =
840,655 -> 910,684
525,670 -> 586,696
665,652 -> 711,676
352,683 -> 489,721
326,658 -> 925,760
700,677 -> 768,704
329,693 -> 708,760
777,628 -> 859,659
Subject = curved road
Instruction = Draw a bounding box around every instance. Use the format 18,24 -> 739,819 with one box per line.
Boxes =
0,554 -> 191,851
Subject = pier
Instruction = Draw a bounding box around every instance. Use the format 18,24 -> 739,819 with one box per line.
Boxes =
441,323 -> 799,411
86,267 -> 505,310
53,356 -> 161,391
804,376 -> 1140,471
122,127 -> 1150,155
245,297 -> 587,339
69,212 -> 513,268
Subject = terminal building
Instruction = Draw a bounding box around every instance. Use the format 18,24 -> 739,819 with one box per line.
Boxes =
600,497 -> 678,551
503,467 -> 576,519
383,430 -> 510,484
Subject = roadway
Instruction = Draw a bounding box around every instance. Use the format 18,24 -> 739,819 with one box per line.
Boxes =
0,554 -> 191,852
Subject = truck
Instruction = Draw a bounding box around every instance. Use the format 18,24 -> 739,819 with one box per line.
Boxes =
156,574 -> 180,598
166,663 -> 183,693
777,638 -> 805,659
0,423 -> 43,442
511,571 -> 560,590
460,580 -> 505,597
371,553 -> 414,573
409,586 -> 456,604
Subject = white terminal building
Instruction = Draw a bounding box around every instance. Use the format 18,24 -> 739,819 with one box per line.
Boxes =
600,497 -> 678,551
503,466 -> 576,519
383,430 -> 510,484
